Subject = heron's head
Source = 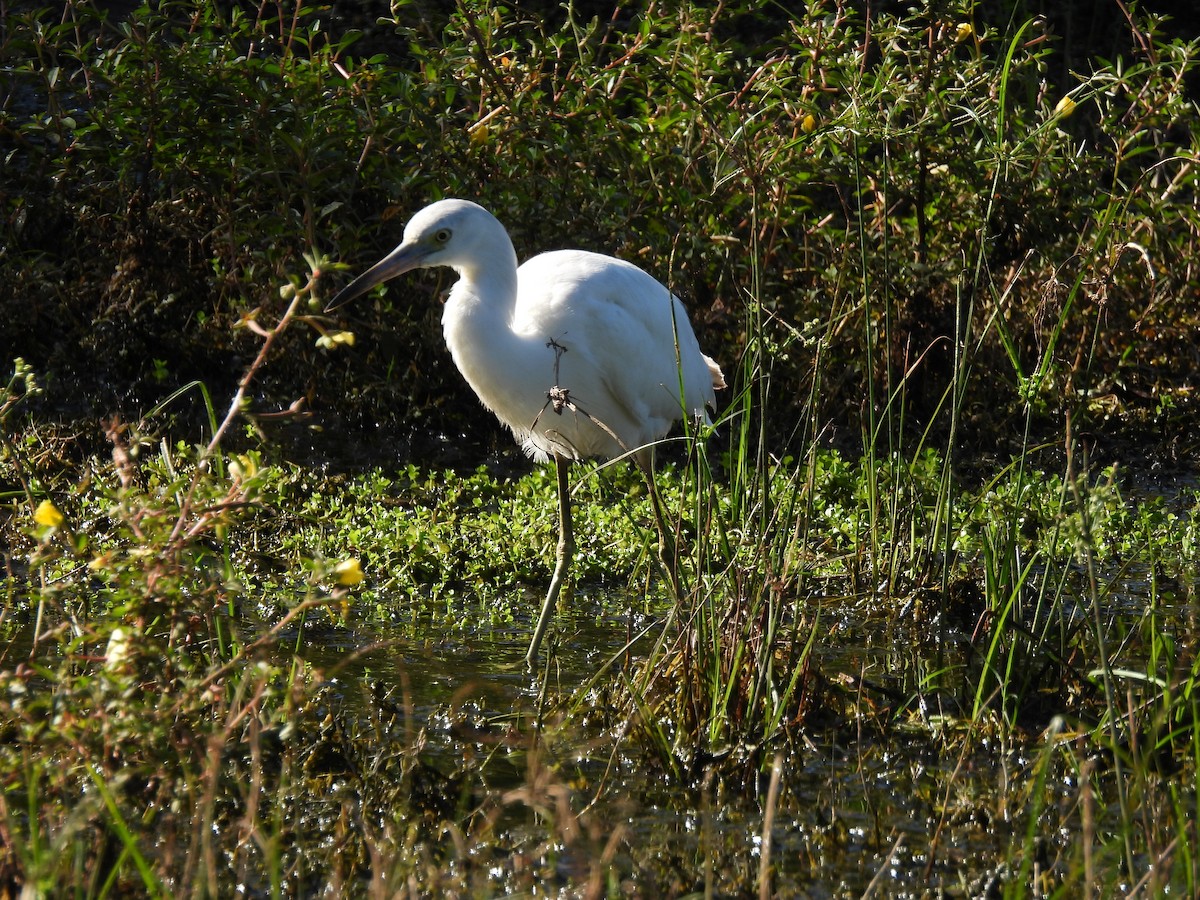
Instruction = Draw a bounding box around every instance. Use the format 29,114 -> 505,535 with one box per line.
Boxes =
326,199 -> 515,311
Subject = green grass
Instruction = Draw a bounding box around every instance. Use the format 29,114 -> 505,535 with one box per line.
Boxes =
6,416 -> 1197,891
3,0 -> 1200,894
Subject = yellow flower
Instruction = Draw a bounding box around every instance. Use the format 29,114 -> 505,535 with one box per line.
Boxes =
316,330 -> 356,350
34,499 -> 64,528
1054,95 -> 1077,118
955,22 -> 974,42
229,453 -> 258,481
469,123 -> 491,147
333,558 -> 364,587
801,113 -> 817,133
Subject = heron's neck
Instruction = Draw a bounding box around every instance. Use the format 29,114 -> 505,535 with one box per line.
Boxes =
441,264 -> 527,385
437,227 -> 540,426
443,254 -> 518,325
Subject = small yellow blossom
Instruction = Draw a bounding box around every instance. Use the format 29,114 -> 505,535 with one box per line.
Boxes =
229,453 -> 258,481
469,124 -> 491,147
1054,95 -> 1077,118
801,113 -> 817,133
34,499 -> 64,529
955,22 -> 974,42
333,558 -> 364,587
316,330 -> 356,350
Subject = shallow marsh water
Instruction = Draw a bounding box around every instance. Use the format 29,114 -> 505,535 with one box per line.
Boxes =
269,562 -> 1195,897
6,487 -> 1192,895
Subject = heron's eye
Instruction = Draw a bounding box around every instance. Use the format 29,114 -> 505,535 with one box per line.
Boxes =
434,228 -> 452,244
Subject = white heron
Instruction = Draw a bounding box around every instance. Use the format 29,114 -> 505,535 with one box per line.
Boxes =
328,199 -> 724,664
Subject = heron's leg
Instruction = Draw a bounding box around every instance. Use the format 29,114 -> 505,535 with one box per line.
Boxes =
527,455 -> 574,665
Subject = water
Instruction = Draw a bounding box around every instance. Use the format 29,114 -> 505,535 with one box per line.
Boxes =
272,579 -> 1169,896
6,552 -> 1193,894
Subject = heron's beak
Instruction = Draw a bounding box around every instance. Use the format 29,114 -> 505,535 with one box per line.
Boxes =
324,241 -> 429,312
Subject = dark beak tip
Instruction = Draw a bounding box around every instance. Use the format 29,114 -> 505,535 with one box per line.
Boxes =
321,241 -> 419,315
323,281 -> 372,315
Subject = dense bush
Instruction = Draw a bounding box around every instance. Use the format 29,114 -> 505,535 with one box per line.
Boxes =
3,0 -> 1198,465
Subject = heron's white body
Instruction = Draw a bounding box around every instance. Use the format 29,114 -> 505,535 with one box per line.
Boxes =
330,199 -> 723,663
441,236 -> 720,462
339,199 -> 722,461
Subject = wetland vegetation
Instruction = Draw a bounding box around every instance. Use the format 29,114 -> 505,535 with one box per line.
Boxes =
3,0 -> 1200,895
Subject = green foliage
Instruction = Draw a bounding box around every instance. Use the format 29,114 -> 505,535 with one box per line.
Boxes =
3,0 -> 1200,894
6,0 -> 1200,448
